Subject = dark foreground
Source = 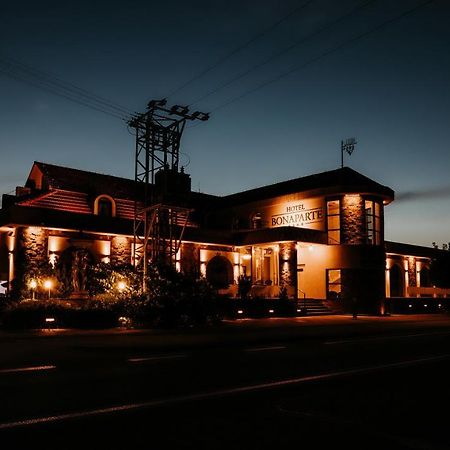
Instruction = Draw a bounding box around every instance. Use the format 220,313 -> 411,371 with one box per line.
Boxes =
1,314 -> 450,449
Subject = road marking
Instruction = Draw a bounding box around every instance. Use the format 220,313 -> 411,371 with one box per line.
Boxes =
244,346 -> 286,352
0,365 -> 56,375
0,353 -> 448,430
128,354 -> 188,363
325,330 -> 450,345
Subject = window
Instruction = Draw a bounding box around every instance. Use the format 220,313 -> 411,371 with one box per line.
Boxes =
365,200 -> 380,245
251,213 -> 263,229
94,195 -> 116,217
253,246 -> 279,285
327,200 -> 340,244
327,269 -> 341,300
98,198 -> 112,217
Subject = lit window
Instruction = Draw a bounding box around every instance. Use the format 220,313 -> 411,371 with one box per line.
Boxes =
365,200 -> 381,245
327,269 -> 341,300
253,246 -> 278,285
327,200 -> 340,244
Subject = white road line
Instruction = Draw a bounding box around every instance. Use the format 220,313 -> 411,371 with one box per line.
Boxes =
0,353 -> 448,430
0,365 -> 56,375
244,346 -> 286,352
128,354 -> 188,363
325,330 -> 450,345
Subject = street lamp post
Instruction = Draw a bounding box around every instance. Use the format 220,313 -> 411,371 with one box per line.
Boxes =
44,279 -> 52,299
29,279 -> 37,300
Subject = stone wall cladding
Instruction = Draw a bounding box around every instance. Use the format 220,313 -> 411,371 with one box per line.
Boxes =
111,236 -> 131,266
340,195 -> 365,245
279,242 -> 297,296
13,226 -> 48,298
17,227 -> 48,270
408,257 -> 417,287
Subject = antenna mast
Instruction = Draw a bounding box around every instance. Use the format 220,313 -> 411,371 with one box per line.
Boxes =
341,137 -> 357,168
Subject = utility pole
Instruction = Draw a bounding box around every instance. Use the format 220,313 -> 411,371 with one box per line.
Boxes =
341,137 -> 357,168
127,99 -> 209,290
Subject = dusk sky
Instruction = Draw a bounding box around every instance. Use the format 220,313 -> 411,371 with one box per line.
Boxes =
0,0 -> 449,247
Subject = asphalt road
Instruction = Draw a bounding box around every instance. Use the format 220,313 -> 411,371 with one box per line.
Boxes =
1,314 -> 450,449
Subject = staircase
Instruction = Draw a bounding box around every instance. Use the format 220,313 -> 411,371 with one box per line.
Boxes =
297,298 -> 334,316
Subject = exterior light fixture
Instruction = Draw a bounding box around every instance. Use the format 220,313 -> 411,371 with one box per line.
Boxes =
29,279 -> 37,300
117,281 -> 127,292
269,309 -> 274,314
118,316 -> 131,328
45,317 -> 56,329
44,279 -> 53,299
237,310 -> 244,315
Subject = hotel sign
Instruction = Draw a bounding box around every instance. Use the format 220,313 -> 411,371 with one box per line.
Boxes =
269,199 -> 324,230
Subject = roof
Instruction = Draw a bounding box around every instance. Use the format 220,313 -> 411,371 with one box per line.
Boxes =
11,163 -> 395,219
385,241 -> 445,259
220,167 -> 395,206
31,161 -> 144,200
27,162 -> 218,207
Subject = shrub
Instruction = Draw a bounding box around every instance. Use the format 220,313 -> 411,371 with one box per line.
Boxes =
1,262 -> 222,330
140,263 -> 220,327
1,299 -> 71,330
0,299 -> 122,330
238,275 -> 252,300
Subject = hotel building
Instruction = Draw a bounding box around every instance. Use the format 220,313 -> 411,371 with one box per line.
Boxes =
0,161 -> 447,314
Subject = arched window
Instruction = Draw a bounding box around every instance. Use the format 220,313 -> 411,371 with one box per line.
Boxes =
94,195 -> 116,217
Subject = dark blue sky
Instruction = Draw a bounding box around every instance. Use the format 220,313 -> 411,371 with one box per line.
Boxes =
1,0 -> 449,246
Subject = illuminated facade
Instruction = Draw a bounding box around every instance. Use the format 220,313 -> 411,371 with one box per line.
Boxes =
0,161 -> 448,314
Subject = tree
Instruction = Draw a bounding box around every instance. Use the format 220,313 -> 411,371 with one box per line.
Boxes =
430,252 -> 450,288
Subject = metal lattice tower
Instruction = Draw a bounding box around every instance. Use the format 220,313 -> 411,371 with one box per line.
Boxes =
128,99 -> 209,288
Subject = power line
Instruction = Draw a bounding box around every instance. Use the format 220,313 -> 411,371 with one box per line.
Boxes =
0,56 -> 133,116
166,0 -> 317,99
190,0 -> 377,106
0,57 -> 133,120
210,0 -> 436,114
0,65 -> 127,121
